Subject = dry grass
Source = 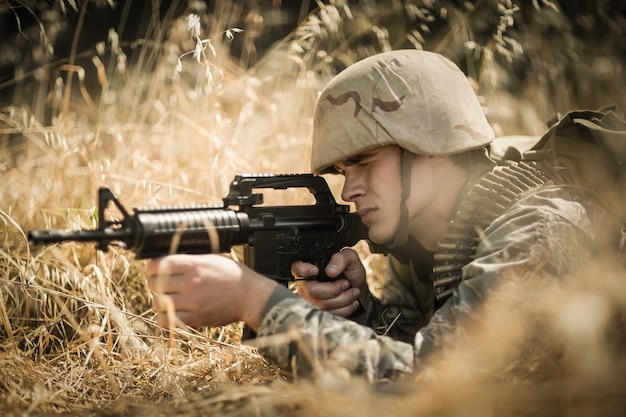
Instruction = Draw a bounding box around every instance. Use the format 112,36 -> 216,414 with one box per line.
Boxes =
1,1 -> 626,416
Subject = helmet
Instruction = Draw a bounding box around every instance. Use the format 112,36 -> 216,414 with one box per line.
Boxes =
311,49 -> 494,174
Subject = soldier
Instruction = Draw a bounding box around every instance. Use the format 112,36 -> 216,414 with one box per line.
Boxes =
147,50 -> 624,381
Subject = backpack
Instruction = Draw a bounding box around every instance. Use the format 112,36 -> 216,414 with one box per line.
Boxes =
522,105 -> 626,265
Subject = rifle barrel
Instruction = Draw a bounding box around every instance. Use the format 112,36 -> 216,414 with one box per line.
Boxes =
28,229 -> 131,245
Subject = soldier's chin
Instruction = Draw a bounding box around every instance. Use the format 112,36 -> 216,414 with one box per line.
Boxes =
367,228 -> 394,245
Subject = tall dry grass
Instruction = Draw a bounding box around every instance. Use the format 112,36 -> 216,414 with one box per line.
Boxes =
1,1 -> 626,416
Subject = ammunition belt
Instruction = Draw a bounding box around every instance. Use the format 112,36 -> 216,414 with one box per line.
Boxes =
432,161 -> 555,307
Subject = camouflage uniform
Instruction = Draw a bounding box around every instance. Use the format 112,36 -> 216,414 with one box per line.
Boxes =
257,159 -> 618,381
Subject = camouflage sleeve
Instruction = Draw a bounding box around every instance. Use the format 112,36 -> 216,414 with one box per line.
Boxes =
256,285 -> 414,381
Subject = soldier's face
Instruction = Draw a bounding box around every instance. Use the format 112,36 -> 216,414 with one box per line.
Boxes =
336,145 -> 444,245
336,145 -> 404,244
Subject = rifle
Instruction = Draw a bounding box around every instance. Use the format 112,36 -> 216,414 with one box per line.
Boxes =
28,174 -> 375,283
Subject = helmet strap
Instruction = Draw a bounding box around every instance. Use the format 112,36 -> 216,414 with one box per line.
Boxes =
389,148 -> 413,248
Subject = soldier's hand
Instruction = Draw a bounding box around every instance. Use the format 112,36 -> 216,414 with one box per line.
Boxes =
292,249 -> 368,317
147,254 -> 277,331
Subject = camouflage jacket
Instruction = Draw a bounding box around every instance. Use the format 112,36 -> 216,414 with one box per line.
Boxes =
256,160 -> 619,382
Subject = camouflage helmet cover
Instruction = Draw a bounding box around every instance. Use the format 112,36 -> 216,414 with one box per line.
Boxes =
311,49 -> 494,174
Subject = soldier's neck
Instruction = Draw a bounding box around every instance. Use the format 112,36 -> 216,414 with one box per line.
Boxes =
410,160 -> 468,251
